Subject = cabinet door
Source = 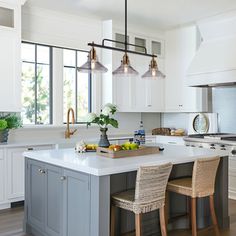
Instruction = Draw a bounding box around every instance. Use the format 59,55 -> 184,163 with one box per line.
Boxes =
27,159 -> 46,232
112,51 -> 136,112
0,149 -> 5,204
165,28 -> 184,111
45,164 -> 63,236
0,2 -> 21,112
63,170 -> 90,236
0,30 -> 21,112
7,147 -> 25,200
7,145 -> 54,201
165,26 -> 207,112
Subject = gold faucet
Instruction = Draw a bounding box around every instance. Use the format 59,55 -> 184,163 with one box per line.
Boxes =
65,108 -> 77,139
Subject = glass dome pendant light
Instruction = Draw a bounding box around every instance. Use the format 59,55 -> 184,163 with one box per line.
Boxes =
142,56 -> 166,79
112,0 -> 138,77
112,52 -> 139,77
77,45 -> 108,73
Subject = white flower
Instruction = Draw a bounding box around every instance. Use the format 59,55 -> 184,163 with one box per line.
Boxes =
104,103 -> 117,110
102,106 -> 112,116
86,113 -> 97,122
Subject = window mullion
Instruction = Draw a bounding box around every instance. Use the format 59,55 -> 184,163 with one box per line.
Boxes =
35,44 -> 38,125
49,47 -> 53,124
75,51 -> 78,122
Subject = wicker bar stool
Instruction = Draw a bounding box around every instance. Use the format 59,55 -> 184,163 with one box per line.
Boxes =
110,163 -> 173,236
167,157 -> 220,236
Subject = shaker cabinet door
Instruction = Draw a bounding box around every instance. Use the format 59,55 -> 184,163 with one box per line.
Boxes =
63,170 -> 90,236
27,160 -> 46,232
45,164 -> 63,236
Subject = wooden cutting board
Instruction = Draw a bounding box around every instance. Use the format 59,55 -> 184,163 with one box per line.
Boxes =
96,146 -> 160,158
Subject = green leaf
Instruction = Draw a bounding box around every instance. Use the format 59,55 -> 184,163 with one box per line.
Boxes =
109,118 -> 118,128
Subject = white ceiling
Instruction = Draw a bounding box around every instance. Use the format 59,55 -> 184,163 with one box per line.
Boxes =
25,0 -> 236,29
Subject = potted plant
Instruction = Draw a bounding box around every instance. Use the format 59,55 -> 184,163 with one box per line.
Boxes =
0,114 -> 22,143
86,103 -> 118,147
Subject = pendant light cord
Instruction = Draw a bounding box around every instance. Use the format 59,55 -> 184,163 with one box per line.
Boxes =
125,0 -> 128,52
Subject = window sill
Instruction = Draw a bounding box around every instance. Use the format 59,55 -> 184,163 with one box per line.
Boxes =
19,124 -> 97,131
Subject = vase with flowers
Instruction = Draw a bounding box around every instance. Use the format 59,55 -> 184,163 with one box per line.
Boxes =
86,103 -> 118,147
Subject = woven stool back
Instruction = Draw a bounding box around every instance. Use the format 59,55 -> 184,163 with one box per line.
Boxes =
192,157 -> 220,198
134,163 -> 172,213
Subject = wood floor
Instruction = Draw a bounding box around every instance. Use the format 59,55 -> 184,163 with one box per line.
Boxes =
0,200 -> 236,236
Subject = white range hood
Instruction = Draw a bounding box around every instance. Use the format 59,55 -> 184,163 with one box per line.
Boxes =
187,11 -> 236,87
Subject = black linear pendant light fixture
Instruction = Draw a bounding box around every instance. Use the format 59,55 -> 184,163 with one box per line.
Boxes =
78,0 -> 165,79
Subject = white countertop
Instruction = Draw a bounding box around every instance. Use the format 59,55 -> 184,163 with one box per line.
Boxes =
24,144 -> 228,176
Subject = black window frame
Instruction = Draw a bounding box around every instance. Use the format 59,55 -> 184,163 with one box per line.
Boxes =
21,41 -> 92,125
63,49 -> 92,124
21,41 -> 53,125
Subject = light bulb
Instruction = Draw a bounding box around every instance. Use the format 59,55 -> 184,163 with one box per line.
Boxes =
124,65 -> 128,73
91,60 -> 96,70
152,69 -> 156,77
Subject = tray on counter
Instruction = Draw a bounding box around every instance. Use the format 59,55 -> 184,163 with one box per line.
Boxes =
96,146 -> 160,158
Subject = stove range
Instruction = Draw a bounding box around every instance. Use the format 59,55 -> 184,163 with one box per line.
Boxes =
185,133 -> 236,156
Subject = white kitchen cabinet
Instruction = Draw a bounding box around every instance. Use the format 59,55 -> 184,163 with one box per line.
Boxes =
165,26 -> 208,112
6,145 -> 54,202
0,1 -> 21,112
102,20 -> 165,112
0,149 -> 8,210
156,135 -> 184,145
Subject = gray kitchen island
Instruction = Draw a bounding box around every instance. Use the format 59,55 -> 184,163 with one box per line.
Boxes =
23,144 -> 229,236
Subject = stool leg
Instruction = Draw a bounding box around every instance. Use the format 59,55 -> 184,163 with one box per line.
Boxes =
209,195 -> 220,236
164,191 -> 169,227
110,205 -> 116,236
135,213 -> 142,236
159,206 -> 167,236
191,197 -> 197,236
188,196 -> 192,229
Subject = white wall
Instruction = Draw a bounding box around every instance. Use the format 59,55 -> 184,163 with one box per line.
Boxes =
4,6 -> 163,144
161,113 -> 189,131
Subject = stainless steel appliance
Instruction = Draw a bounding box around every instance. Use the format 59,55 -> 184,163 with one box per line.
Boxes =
184,133 -> 236,199
184,133 -> 236,156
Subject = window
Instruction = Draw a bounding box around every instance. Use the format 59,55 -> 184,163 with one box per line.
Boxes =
21,42 -> 92,125
63,49 -> 91,123
21,42 -> 52,125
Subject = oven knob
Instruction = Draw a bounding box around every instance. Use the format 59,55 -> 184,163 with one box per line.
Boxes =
199,145 -> 203,148
231,149 -> 236,156
191,145 -> 195,147
219,144 -> 226,150
210,144 -> 215,149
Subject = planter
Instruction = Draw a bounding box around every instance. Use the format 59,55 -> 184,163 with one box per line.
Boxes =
0,129 -> 9,143
98,128 -> 110,148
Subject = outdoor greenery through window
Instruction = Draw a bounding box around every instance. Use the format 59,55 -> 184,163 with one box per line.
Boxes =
21,42 -> 92,125
21,42 -> 52,125
63,49 -> 91,123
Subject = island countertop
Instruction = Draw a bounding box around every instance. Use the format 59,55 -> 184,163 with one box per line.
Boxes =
23,144 -> 228,176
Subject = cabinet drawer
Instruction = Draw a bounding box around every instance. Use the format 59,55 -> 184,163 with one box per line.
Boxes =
156,135 -> 184,145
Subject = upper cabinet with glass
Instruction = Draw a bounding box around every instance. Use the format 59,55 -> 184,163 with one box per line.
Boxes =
134,37 -> 146,53
151,40 -> 163,57
101,20 -> 165,112
0,7 -> 14,28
